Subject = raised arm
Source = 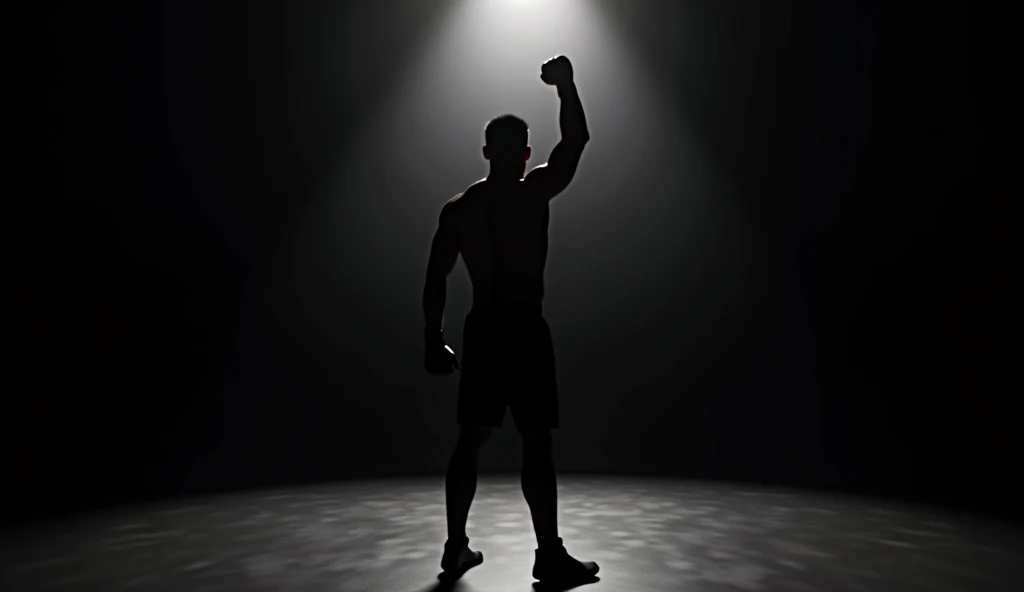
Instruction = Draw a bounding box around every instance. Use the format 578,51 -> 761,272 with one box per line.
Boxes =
525,56 -> 591,200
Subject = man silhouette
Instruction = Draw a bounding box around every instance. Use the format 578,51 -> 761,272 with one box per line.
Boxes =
422,56 -> 598,586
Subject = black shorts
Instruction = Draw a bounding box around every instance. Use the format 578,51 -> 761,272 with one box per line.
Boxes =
457,306 -> 559,433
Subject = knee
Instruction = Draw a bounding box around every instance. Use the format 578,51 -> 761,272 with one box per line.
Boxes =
521,430 -> 553,462
457,426 -> 492,453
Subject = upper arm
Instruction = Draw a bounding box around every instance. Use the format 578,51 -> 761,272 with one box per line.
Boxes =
426,201 -> 459,278
524,138 -> 587,201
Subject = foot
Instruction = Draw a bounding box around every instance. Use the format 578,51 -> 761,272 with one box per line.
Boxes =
440,536 -> 484,579
532,538 -> 599,586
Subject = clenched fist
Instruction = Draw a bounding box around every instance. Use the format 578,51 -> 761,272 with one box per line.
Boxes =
540,55 -> 574,87
424,331 -> 460,377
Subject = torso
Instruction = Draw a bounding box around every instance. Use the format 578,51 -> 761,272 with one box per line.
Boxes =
448,178 -> 550,309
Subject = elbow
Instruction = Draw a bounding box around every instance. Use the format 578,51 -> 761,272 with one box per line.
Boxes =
570,131 -> 590,150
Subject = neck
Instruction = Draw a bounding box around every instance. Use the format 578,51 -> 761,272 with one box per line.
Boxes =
488,168 -> 522,182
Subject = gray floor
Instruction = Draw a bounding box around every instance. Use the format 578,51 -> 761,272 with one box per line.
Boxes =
2,476 -> 1022,592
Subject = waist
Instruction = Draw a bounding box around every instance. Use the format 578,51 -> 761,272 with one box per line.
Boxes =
469,301 -> 543,318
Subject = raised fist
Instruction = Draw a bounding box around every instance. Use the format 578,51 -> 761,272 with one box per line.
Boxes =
540,55 -> 574,87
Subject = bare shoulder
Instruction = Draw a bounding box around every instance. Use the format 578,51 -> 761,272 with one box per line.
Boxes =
459,178 -> 488,200
441,179 -> 486,216
441,191 -> 464,220
444,192 -> 464,208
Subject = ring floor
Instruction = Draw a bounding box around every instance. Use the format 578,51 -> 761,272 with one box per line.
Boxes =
2,476 -> 1022,592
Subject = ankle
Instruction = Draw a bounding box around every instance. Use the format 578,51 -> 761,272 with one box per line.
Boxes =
537,536 -> 564,553
446,534 -> 469,549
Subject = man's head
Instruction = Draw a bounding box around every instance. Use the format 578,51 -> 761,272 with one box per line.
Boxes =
484,114 -> 531,176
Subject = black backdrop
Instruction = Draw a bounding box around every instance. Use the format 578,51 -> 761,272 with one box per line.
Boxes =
8,0 -> 1020,528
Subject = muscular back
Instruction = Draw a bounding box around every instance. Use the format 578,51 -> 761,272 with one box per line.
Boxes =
448,179 -> 551,308
422,71 -> 588,334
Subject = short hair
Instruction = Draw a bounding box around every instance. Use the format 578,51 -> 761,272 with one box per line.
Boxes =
485,114 -> 529,154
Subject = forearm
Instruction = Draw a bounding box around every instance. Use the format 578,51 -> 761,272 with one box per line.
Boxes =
422,277 -> 446,335
557,82 -> 590,145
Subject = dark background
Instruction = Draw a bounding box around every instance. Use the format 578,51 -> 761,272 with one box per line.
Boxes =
8,0 -> 1020,528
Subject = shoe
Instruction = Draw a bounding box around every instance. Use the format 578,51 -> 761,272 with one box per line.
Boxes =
440,536 -> 484,578
532,538 -> 599,585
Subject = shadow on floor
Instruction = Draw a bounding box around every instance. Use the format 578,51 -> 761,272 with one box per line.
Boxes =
414,571 -> 600,592
532,576 -> 601,591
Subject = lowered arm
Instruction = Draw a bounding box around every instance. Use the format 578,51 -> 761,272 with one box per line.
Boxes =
422,202 -> 459,336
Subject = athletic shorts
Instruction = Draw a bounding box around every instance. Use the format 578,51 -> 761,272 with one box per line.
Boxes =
457,306 -> 559,432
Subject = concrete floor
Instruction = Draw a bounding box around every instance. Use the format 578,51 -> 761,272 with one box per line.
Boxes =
2,476 -> 1021,592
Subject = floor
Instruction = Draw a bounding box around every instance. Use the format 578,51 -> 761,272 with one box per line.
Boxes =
2,476 -> 1021,592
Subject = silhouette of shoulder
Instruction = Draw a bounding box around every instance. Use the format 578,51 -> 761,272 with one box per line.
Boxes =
440,179 -> 492,219
446,191 -> 466,207
439,190 -> 468,224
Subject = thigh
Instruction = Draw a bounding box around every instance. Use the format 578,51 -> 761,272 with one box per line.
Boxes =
457,314 -> 508,428
507,316 -> 559,432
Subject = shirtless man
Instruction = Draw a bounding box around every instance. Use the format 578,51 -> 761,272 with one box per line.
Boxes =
422,55 -> 598,586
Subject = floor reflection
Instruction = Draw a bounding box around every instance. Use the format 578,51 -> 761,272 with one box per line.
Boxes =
2,477 -> 1021,591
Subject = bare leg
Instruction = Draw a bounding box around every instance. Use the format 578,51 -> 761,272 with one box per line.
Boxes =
521,429 -> 600,585
444,426 -> 490,548
521,430 -> 560,548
